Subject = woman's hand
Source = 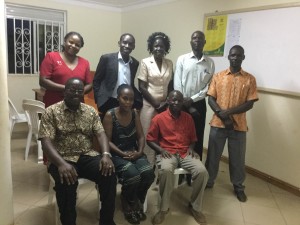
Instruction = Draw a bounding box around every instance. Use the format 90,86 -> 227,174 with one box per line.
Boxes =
123,150 -> 142,161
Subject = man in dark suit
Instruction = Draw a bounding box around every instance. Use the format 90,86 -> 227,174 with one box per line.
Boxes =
93,33 -> 142,119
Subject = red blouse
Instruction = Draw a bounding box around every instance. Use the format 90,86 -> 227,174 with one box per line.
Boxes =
40,52 -> 91,107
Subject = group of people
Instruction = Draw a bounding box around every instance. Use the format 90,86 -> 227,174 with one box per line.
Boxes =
38,30 -> 258,225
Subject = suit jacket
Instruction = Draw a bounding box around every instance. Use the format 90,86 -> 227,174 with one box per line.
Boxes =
93,52 -> 143,111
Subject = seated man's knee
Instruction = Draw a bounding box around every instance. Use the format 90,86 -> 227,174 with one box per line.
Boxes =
192,162 -> 208,176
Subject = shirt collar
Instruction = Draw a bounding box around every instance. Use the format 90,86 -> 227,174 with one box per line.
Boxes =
62,101 -> 82,113
188,51 -> 206,62
118,51 -> 132,64
167,108 -> 181,119
225,67 -> 246,76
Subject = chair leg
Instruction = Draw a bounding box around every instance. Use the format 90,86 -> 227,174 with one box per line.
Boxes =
25,129 -> 33,161
143,194 -> 147,212
173,174 -> 179,189
48,176 -> 55,205
10,121 -> 15,136
36,134 -> 43,164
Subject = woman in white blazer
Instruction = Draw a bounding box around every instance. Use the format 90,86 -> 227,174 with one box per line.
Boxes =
138,32 -> 173,166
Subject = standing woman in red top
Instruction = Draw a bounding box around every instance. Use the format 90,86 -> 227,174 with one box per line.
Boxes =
39,31 -> 92,107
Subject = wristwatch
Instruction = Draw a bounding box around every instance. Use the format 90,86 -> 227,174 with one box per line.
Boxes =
102,152 -> 112,158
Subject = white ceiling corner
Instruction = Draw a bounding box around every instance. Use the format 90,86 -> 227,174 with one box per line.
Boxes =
52,0 -> 177,12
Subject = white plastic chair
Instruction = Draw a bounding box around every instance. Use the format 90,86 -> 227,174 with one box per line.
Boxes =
23,99 -> 45,108
8,98 -> 28,136
156,155 -> 191,188
22,102 -> 45,163
48,176 -> 100,225
173,168 -> 191,188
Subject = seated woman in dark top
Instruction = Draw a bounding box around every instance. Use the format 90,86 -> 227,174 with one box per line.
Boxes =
103,84 -> 155,224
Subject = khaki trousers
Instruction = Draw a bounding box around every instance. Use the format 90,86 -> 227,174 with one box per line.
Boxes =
157,154 -> 208,212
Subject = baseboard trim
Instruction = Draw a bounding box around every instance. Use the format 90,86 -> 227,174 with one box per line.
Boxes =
203,149 -> 300,197
220,155 -> 300,196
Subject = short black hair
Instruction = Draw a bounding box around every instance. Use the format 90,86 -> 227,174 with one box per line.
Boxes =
147,32 -> 171,54
167,90 -> 183,99
65,78 -> 83,89
191,30 -> 205,39
230,45 -> 244,54
120,33 -> 135,43
64,31 -> 84,47
117,84 -> 133,97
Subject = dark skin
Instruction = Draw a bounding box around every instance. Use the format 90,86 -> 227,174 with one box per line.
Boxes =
118,34 -> 135,63
138,38 -> 171,112
147,91 -> 199,159
103,87 -> 145,161
183,31 -> 207,109
39,34 -> 92,94
41,79 -> 114,185
208,46 -> 255,129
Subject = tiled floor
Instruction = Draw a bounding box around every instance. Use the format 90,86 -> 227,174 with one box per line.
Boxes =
11,123 -> 300,225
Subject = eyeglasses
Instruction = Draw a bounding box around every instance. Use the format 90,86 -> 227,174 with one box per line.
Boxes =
66,88 -> 84,95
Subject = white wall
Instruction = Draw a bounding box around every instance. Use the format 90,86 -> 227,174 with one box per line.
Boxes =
1,0 -> 14,223
122,0 -> 300,188
6,0 -> 122,111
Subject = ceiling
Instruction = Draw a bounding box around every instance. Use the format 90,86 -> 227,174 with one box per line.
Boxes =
79,0 -> 159,8
59,0 -> 176,10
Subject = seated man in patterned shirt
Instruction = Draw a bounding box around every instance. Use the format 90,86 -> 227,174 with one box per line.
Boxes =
39,78 -> 117,225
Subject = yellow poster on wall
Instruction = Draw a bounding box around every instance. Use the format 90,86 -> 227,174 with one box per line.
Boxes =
203,15 -> 228,56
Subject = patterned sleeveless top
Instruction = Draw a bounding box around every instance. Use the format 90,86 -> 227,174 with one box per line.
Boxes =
110,108 -> 138,155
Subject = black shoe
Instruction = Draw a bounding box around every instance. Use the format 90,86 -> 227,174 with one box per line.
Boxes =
124,211 -> 140,224
235,191 -> 247,202
205,184 -> 214,189
135,209 -> 147,221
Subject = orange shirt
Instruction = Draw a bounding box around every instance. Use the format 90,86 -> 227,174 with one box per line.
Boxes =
207,68 -> 258,132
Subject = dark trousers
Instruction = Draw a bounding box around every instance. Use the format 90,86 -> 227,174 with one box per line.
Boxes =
48,155 -> 117,225
185,99 -> 207,160
112,155 -> 155,206
205,127 -> 246,191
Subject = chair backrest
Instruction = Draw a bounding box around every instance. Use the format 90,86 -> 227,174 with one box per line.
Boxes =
8,98 -> 21,120
23,99 -> 45,108
22,103 -> 45,134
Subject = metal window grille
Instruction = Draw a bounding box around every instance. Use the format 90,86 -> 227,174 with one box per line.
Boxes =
6,4 -> 66,75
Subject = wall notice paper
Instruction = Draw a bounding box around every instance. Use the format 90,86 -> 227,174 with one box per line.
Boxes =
203,15 -> 227,56
224,18 -> 242,57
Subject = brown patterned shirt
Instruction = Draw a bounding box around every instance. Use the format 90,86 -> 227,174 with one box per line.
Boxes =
207,68 -> 258,131
39,101 -> 104,162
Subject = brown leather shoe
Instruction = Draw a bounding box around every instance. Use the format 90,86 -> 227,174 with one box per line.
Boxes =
189,207 -> 206,224
152,210 -> 169,224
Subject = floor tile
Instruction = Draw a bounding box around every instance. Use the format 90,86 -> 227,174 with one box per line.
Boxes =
242,204 -> 287,225
14,206 -> 55,225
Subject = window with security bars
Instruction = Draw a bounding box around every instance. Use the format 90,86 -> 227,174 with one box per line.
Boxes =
6,4 -> 67,75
